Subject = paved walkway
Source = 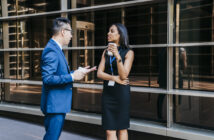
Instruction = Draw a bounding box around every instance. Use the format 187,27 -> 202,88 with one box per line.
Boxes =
0,116 -> 100,140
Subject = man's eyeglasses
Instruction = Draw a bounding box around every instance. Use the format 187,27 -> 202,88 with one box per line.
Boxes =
64,28 -> 73,34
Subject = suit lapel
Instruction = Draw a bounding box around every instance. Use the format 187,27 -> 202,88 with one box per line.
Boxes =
50,39 -> 70,72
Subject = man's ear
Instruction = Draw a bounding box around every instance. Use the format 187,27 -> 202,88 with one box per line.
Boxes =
61,29 -> 65,37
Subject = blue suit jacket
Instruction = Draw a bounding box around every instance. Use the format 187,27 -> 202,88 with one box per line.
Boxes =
40,39 -> 73,114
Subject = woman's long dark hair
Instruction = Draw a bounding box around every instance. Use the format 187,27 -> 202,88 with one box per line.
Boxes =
112,23 -> 129,48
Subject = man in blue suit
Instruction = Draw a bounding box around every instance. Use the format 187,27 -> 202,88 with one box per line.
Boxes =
40,17 -> 96,140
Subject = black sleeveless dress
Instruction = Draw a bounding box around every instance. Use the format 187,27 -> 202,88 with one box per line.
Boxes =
102,46 -> 130,130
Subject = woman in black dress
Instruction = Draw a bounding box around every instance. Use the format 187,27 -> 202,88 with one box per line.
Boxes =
97,23 -> 134,140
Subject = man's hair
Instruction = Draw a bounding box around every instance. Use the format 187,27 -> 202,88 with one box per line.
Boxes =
52,17 -> 71,35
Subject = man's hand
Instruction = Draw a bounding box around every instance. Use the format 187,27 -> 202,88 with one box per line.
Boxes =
72,70 -> 85,81
73,66 -> 97,81
78,66 -> 97,74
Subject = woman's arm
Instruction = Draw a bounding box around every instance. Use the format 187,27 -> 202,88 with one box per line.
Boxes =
116,50 -> 134,80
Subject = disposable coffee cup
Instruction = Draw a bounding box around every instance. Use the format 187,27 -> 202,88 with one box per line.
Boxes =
107,50 -> 113,56
107,43 -> 116,56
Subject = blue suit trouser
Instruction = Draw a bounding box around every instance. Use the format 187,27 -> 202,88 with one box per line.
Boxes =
43,113 -> 66,140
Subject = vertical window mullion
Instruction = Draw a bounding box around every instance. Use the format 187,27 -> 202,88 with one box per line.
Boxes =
167,0 -> 174,128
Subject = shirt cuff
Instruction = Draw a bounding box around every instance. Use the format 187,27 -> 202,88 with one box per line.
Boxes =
70,73 -> 74,82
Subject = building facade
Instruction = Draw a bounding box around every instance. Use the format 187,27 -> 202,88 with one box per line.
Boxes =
0,0 -> 214,139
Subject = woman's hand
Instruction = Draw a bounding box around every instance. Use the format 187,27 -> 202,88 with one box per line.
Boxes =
113,76 -> 129,85
108,43 -> 120,59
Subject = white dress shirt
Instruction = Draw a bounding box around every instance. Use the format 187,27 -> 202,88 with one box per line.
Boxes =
52,38 -> 62,50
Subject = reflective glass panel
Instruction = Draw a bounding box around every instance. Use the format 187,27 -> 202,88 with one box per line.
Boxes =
7,0 -> 60,16
174,96 -> 214,130
72,88 -> 102,113
0,22 -> 3,101
4,83 -> 41,104
131,92 -> 166,122
70,0 -> 135,8
130,48 -> 160,87
5,51 -> 42,80
0,23 -> 2,49
174,46 -> 214,91
0,0 -> 2,17
8,15 -> 59,49
177,0 -> 213,43
126,3 -> 167,44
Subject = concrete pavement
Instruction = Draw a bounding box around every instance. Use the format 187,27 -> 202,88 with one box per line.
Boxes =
0,116 -> 101,140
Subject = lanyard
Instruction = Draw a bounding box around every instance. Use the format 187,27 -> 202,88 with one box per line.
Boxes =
109,51 -> 120,75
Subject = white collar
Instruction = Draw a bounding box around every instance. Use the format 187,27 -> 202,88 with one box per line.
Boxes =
52,38 -> 62,50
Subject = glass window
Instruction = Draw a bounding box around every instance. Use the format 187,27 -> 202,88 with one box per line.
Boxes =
72,88 -> 102,113
126,3 -> 167,88
129,48 -> 160,88
174,0 -> 214,91
174,0 -> 214,131
4,83 -> 41,104
174,46 -> 214,91
7,0 -> 60,16
2,50 -> 42,103
125,3 -> 167,45
0,22 -> 3,101
0,23 -> 2,49
174,96 -> 214,130
69,0 -> 134,8
5,50 -> 42,80
0,22 -> 3,83
177,0 -> 213,43
131,92 -> 166,122
8,15 -> 58,49
0,0 -> 2,17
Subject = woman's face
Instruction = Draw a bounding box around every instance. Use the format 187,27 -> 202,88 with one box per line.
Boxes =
107,25 -> 120,43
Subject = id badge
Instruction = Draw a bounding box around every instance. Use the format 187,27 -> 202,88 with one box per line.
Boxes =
108,80 -> 115,86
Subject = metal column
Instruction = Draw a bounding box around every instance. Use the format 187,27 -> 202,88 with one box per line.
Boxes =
167,0 -> 174,128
